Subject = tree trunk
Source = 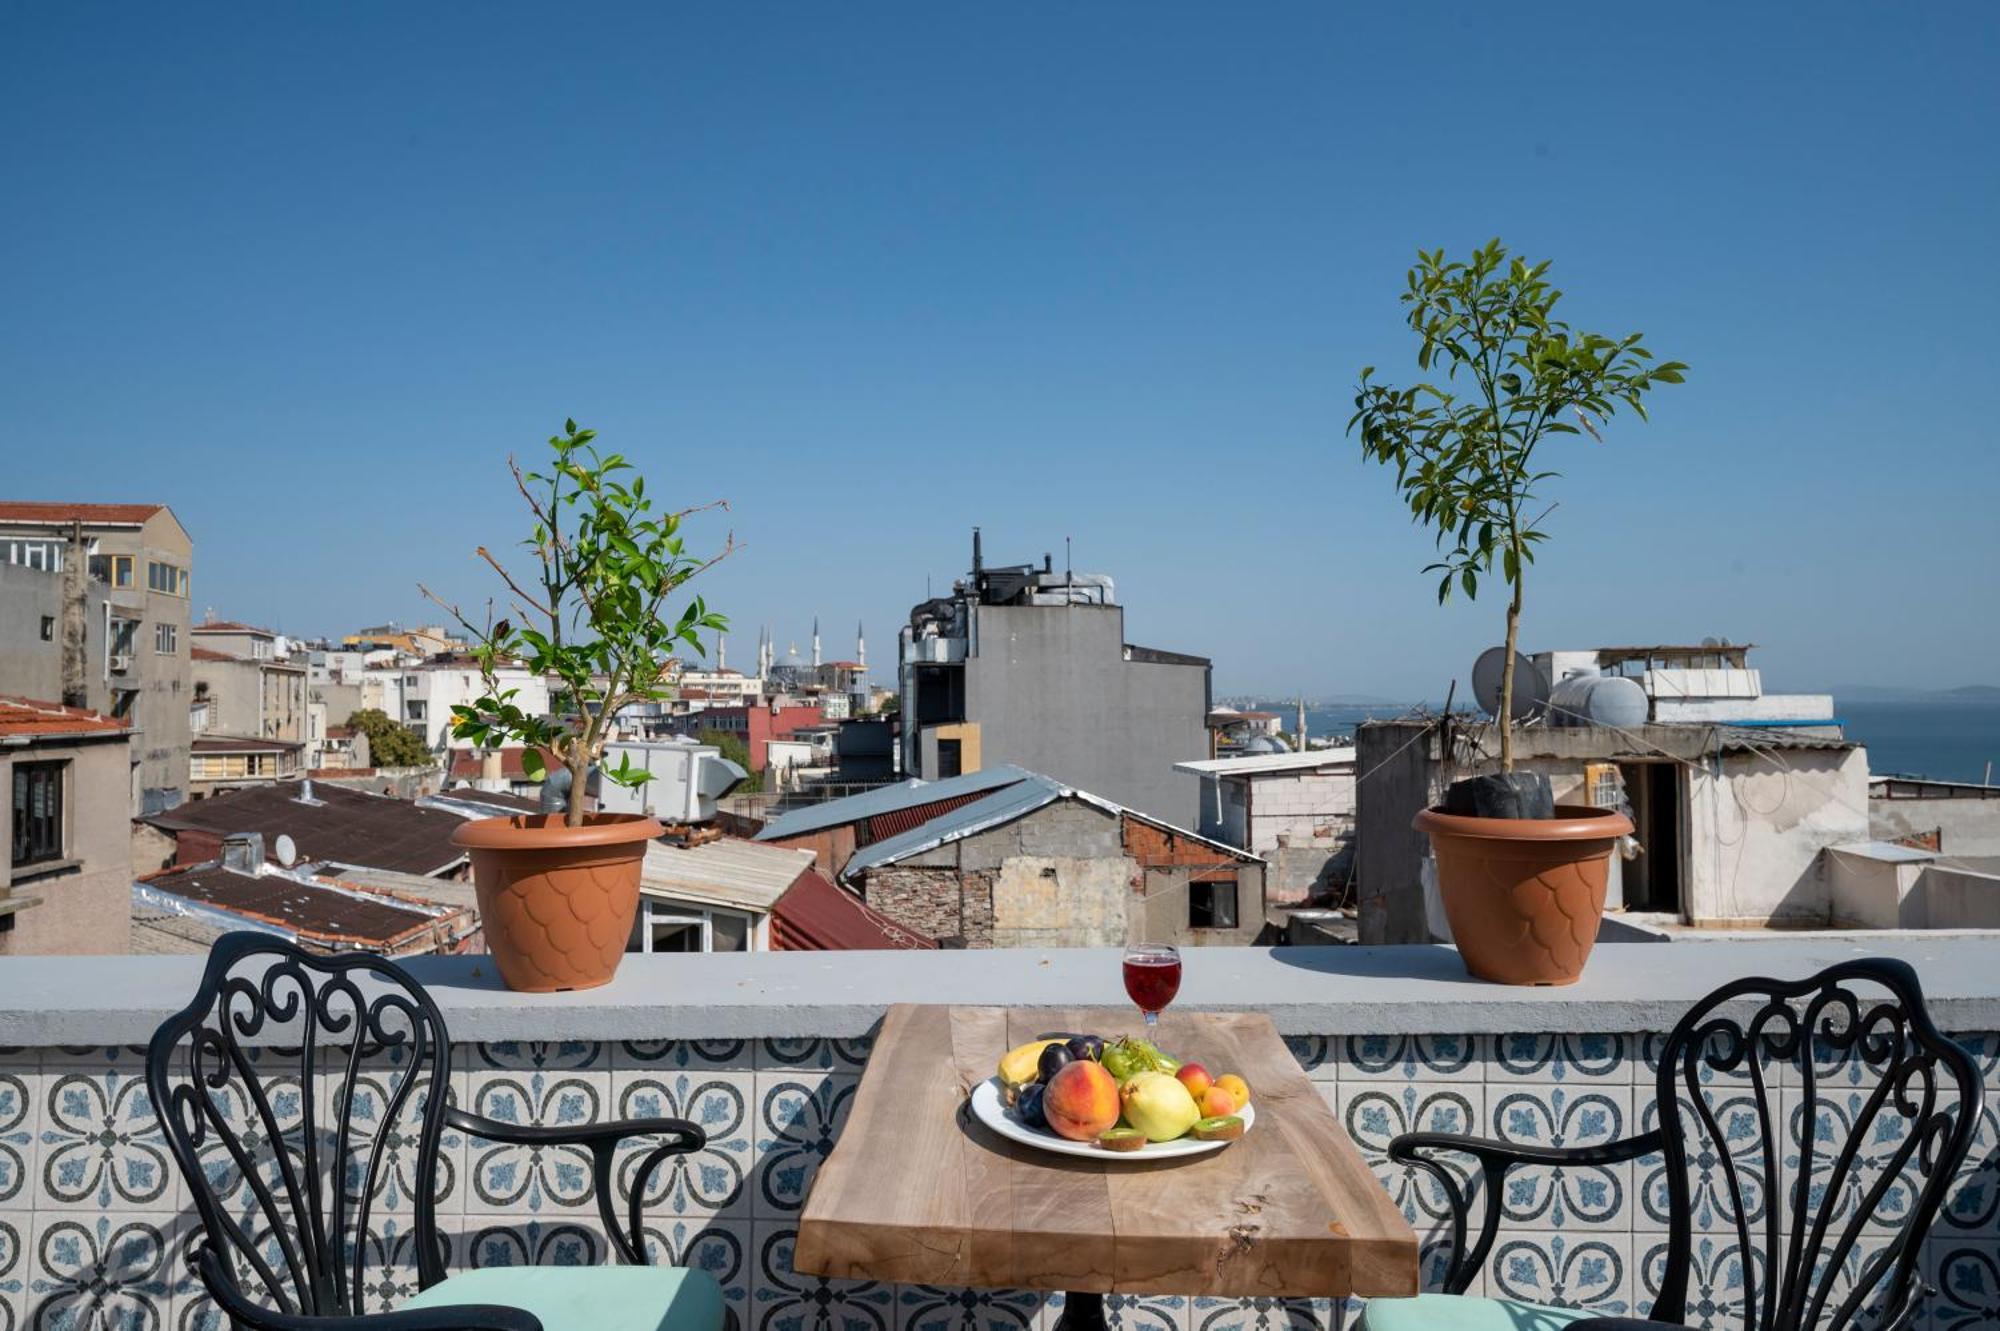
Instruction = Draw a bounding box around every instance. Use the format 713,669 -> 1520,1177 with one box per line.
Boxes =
566,753 -> 590,828
1498,572 -> 1523,774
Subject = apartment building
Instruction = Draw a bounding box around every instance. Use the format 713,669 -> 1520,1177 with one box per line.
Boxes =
0,502 -> 193,814
0,695 -> 133,953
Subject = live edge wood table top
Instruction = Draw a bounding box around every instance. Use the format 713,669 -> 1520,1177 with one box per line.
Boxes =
793,1004 -> 1419,1301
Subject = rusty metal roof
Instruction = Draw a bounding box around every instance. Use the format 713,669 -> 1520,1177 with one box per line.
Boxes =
136,864 -> 461,952
143,781 -> 469,876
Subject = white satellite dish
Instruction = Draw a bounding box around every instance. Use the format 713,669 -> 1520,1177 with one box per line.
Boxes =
1471,646 -> 1551,722
274,834 -> 298,868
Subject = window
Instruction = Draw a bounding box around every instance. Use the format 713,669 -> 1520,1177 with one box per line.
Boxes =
5,540 -> 64,572
39,616 -> 54,642
147,561 -> 188,596
89,554 -> 134,588
111,690 -> 138,719
10,761 -> 64,868
1188,880 -> 1239,930
405,700 -> 427,722
936,739 -> 962,778
155,622 -> 178,654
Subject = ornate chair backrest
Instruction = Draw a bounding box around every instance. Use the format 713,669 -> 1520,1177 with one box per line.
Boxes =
1647,958 -> 1981,1331
146,932 -> 454,1317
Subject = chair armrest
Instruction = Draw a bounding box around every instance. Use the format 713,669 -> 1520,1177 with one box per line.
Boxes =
1387,1127 -> 1667,1294
446,1105 -> 707,1264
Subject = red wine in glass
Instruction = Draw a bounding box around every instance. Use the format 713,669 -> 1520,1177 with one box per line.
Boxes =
1123,944 -> 1182,1030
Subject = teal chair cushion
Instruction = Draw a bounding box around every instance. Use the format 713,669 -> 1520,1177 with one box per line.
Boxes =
1359,1294 -> 1603,1330
401,1265 -> 727,1331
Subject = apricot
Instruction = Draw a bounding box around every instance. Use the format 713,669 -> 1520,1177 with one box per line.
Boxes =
1175,1063 -> 1214,1099
1202,1084 -> 1240,1117
1215,1074 -> 1250,1107
1043,1059 -> 1121,1141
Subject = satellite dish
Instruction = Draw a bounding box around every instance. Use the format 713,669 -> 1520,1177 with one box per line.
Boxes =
1471,647 -> 1550,721
1700,636 -> 1719,648
274,834 -> 298,868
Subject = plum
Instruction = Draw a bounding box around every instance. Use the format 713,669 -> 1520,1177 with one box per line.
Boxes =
1015,1083 -> 1048,1129
1066,1034 -> 1105,1063
1037,1043 -> 1075,1081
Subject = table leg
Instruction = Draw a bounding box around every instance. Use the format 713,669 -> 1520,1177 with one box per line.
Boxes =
1054,1293 -> 1106,1331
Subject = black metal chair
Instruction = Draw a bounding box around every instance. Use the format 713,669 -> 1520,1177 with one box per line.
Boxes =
1357,958 -> 1984,1331
146,932 -> 730,1331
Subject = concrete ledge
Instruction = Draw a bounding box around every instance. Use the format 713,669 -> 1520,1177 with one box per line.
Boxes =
6,938 -> 2000,1045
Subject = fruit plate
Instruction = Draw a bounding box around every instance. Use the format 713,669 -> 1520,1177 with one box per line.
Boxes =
968,1077 -> 1255,1160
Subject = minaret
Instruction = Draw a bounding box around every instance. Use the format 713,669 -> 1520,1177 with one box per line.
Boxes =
1296,696 -> 1308,752
856,620 -> 866,669
717,635 -> 727,672
812,616 -> 822,668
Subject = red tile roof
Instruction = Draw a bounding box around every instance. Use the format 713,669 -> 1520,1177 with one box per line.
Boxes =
771,868 -> 936,951
446,747 -> 554,782
192,736 -> 302,753
0,695 -> 129,738
0,502 -> 164,526
190,646 -> 241,663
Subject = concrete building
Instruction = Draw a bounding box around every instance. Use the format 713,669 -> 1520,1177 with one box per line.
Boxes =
1354,718 -> 1870,942
669,702 -> 826,771
1869,775 -> 2000,861
191,645 -> 308,743
825,770 -> 1266,949
1537,643 -> 1835,727
1175,747 -> 1358,904
898,533 -> 1209,827
364,656 -> 551,753
0,502 -> 193,814
0,696 -> 133,954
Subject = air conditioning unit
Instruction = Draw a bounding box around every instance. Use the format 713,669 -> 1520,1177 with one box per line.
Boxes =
109,653 -> 133,674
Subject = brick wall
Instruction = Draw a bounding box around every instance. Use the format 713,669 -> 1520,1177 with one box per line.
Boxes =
865,865 -> 993,946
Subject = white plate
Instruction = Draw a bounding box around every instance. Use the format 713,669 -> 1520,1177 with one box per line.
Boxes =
968,1076 -> 1254,1160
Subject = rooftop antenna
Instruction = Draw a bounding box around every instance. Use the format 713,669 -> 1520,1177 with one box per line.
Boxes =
972,526 -> 984,576
1065,536 -> 1072,590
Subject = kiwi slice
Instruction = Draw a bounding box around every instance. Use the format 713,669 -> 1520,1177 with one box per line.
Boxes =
1191,1115 -> 1245,1141
1097,1127 -> 1148,1152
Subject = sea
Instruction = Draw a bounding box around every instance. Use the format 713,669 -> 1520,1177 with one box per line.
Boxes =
1238,698 -> 2000,785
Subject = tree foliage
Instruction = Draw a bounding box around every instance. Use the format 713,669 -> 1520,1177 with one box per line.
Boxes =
344,708 -> 433,768
1348,240 -> 1685,770
421,421 -> 733,825
698,730 -> 765,792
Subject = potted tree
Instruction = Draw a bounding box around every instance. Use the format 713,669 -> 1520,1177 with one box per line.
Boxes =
423,420 -> 731,991
1349,240 -> 1684,984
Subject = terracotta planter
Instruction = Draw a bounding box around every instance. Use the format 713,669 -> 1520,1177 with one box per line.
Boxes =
451,813 -> 662,992
1414,803 -> 1633,986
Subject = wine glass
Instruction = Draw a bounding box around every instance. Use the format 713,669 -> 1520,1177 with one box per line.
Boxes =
1122,943 -> 1182,1031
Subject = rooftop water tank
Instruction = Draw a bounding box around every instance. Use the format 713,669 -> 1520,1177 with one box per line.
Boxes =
1548,673 -> 1649,729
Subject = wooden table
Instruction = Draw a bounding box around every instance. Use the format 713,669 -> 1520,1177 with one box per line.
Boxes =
795,1005 -> 1418,1329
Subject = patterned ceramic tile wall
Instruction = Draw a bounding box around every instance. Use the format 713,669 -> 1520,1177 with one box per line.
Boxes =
1,1032 -> 1994,1331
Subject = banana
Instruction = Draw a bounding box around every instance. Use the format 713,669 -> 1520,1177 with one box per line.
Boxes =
997,1039 -> 1067,1087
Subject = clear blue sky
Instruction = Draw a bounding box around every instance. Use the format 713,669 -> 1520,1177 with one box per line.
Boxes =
4,4 -> 1995,697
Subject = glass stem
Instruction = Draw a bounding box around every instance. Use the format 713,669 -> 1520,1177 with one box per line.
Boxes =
1143,1010 -> 1157,1031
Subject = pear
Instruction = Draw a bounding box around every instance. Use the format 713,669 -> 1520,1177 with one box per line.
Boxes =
1118,1070 -> 1202,1142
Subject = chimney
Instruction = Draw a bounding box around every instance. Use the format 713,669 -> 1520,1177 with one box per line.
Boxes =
220,832 -> 266,874
293,778 -> 323,806
972,527 -> 984,575
60,520 -> 87,709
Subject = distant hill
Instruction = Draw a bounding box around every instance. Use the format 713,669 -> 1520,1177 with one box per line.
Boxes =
1823,684 -> 2000,703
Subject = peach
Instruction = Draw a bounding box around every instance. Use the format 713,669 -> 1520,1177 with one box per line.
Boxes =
1215,1074 -> 1249,1107
1175,1063 -> 1214,1099
1202,1084 -> 1240,1117
1043,1059 -> 1121,1141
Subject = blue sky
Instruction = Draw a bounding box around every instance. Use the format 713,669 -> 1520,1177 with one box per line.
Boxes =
4,4 -> 1995,697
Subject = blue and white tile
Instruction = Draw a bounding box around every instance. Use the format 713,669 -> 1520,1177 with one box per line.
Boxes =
1632,1089 -> 1771,1235
641,1217 -> 753,1323
0,1215 -> 27,1331
465,1041 -> 612,1074
1486,1231 -> 1634,1322
37,1067 -> 177,1212
1185,1295 -> 1345,1331
749,1224 -> 897,1331
29,1210 -> 192,1331
1940,1090 -> 2000,1235
612,1068 -> 755,1219
897,1282 -> 1045,1331
1638,1030 -> 1786,1091
0,1061 -> 38,1214
1037,1292 -> 1183,1331
1488,1034 -> 1629,1086
1282,1037 -> 1334,1082
345,1217 -> 454,1316
462,1067 -> 610,1215
1334,1036 -> 1482,1085
753,1074 -> 856,1220
1931,1241 -> 2000,1331
1634,1233 -> 1763,1331
1486,1084 -> 1634,1232
186,1057 -> 315,1227
621,1040 -> 758,1074
1783,1081 -> 1926,1236
329,1053 -> 466,1218
1337,1081 -> 1484,1289
760,1039 -> 874,1076
458,1213 -> 612,1268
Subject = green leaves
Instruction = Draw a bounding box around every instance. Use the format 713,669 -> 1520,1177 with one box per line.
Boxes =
1347,239 -> 1686,606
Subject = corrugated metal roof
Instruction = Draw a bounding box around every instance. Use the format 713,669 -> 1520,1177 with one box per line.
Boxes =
641,837 -> 816,914
841,776 -> 1066,882
865,788 -> 1001,842
754,765 -> 1033,842
1716,727 -> 1855,754
770,868 -> 937,951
